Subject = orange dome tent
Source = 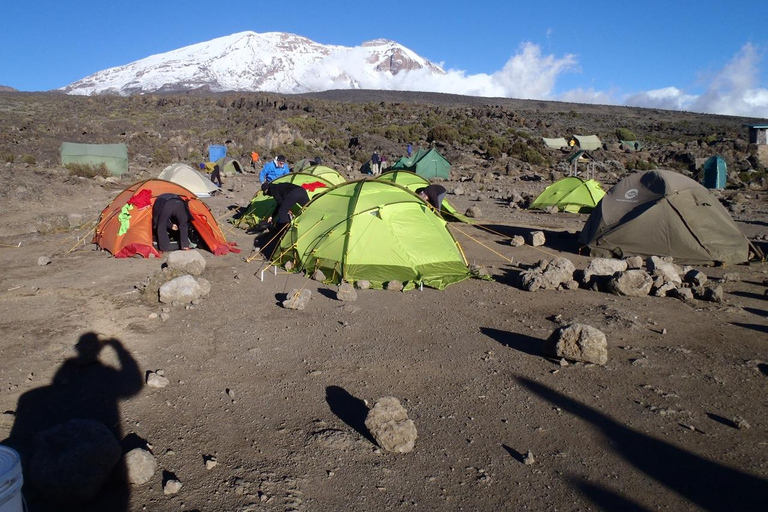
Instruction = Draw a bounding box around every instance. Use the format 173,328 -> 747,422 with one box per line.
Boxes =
93,179 -> 239,258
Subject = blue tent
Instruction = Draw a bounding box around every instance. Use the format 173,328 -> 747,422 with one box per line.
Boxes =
703,155 -> 727,190
208,144 -> 226,162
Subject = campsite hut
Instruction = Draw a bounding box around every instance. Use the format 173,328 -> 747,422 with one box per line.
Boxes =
158,163 -> 220,197
208,144 -> 226,162
302,165 -> 347,185
572,135 -> 602,151
235,172 -> 335,229
215,156 -> 244,176
567,150 -> 596,179
93,179 -> 239,258
530,177 -> 605,213
745,124 -> 768,167
702,155 -> 727,190
390,148 -> 451,179
60,142 -> 128,176
375,170 -> 470,223
578,169 -> 758,265
273,180 -> 471,290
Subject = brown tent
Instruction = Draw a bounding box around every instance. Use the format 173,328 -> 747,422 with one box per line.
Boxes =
578,169 -> 760,265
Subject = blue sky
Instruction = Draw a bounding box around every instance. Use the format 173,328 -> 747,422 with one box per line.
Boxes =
3,0 -> 767,118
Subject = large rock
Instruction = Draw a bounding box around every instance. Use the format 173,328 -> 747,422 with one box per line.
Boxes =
582,258 -> 628,284
166,250 -> 206,276
607,269 -> 653,297
519,257 -> 575,291
647,256 -> 682,285
29,419 -> 122,503
527,230 -> 546,247
159,275 -> 203,304
544,323 -> 608,365
283,288 -> 311,310
336,282 -> 357,302
365,397 -> 418,453
121,448 -> 156,485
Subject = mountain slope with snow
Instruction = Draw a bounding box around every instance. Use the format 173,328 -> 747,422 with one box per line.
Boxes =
61,31 -> 445,96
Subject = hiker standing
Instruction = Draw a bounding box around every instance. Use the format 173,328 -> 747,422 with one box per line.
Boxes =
370,151 -> 381,175
153,193 -> 191,252
416,184 -> 447,212
250,151 -> 260,170
210,163 -> 223,188
259,182 -> 310,258
407,143 -> 413,157
260,154 -> 290,184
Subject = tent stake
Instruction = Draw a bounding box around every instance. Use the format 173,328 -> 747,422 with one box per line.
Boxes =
260,269 -> 264,281
420,281 -> 423,291
273,265 -> 277,275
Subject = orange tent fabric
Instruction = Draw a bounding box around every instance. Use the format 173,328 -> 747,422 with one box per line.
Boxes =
93,179 -> 240,258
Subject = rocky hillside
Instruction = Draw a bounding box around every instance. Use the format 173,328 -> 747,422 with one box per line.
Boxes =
0,90 -> 765,189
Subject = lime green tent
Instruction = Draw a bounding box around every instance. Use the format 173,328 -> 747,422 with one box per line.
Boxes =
302,164 -> 346,185
60,142 -> 128,176
530,177 -> 605,213
273,180 -> 471,290
235,172 -> 335,229
215,156 -> 244,175
390,148 -> 451,179
375,170 -> 471,223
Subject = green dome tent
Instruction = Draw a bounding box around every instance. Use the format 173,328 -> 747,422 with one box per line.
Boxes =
375,170 -> 470,223
273,180 -> 471,290
215,156 -> 244,176
301,164 -> 346,185
235,172 -> 335,229
530,177 -> 606,213
579,169 -> 760,265
390,148 -> 451,179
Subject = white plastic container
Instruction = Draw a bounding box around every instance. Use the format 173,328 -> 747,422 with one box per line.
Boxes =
0,446 -> 23,512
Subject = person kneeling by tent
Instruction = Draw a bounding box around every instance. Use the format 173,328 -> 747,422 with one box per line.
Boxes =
259,182 -> 310,258
153,193 -> 192,252
416,185 -> 447,212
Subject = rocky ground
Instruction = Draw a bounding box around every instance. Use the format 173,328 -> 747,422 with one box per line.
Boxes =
0,161 -> 767,512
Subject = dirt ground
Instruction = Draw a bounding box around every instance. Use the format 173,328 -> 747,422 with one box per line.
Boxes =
1,166 -> 767,512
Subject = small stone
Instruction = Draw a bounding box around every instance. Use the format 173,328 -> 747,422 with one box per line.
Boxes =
385,280 -> 404,291
148,313 -> 158,319
355,280 -> 371,290
205,456 -> 218,470
146,372 -> 169,388
37,256 -> 52,266
122,448 -> 157,485
163,478 -> 182,495
733,416 -> 751,430
524,451 -> 535,465
312,269 -> 326,282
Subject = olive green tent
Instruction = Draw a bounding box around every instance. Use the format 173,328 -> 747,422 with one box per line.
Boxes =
273,180 -> 471,290
579,169 -> 759,265
235,172 -> 335,229
215,156 -> 244,175
60,142 -> 128,176
390,148 -> 451,179
375,170 -> 470,223
530,177 -> 606,213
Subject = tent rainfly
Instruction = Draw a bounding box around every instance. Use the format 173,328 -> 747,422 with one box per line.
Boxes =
215,157 -> 244,175
530,177 -> 606,213
60,142 -> 128,176
273,180 -> 471,290
578,169 -> 759,265
158,163 -> 220,197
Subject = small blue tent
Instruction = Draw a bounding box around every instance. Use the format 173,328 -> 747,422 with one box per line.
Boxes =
703,155 -> 727,190
208,145 -> 226,162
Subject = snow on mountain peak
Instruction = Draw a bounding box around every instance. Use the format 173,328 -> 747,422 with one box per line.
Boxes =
61,31 -> 444,96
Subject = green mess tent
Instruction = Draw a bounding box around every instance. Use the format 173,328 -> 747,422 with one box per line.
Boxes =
273,180 -> 471,290
375,170 -> 470,223
530,177 -> 606,213
390,148 -> 451,179
579,169 -> 760,265
60,142 -> 128,176
235,172 -> 335,229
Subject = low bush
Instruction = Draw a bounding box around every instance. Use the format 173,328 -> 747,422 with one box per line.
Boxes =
66,162 -> 110,178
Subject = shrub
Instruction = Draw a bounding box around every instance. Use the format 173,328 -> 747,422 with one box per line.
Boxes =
20,154 -> 36,165
615,128 -> 638,141
427,125 -> 460,144
66,162 -> 110,178
2,153 -> 14,163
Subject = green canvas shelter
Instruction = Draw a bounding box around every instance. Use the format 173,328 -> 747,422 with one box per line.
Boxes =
543,137 -> 569,150
235,172 -> 335,229
530,177 -> 606,213
579,169 -> 758,265
60,142 -> 128,176
375,170 -> 470,223
273,180 -> 471,290
301,165 -> 347,185
572,134 -> 602,151
390,148 -> 451,179
620,140 -> 643,152
702,155 -> 727,190
215,156 -> 244,175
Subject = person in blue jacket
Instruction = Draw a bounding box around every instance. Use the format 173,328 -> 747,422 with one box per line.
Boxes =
259,154 -> 290,184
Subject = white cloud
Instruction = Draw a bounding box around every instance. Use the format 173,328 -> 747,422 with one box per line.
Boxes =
623,87 -> 698,111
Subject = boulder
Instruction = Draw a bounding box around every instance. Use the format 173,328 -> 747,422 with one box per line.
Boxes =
544,323 -> 608,365
527,230 -> 546,247
647,256 -> 682,285
121,448 -> 156,485
337,282 -> 358,302
607,269 -> 653,297
159,275 -> 203,304
165,250 -> 206,276
582,258 -> 628,284
283,288 -> 311,310
364,397 -> 418,453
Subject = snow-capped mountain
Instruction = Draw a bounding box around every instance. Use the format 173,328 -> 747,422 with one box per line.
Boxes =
61,31 -> 445,96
